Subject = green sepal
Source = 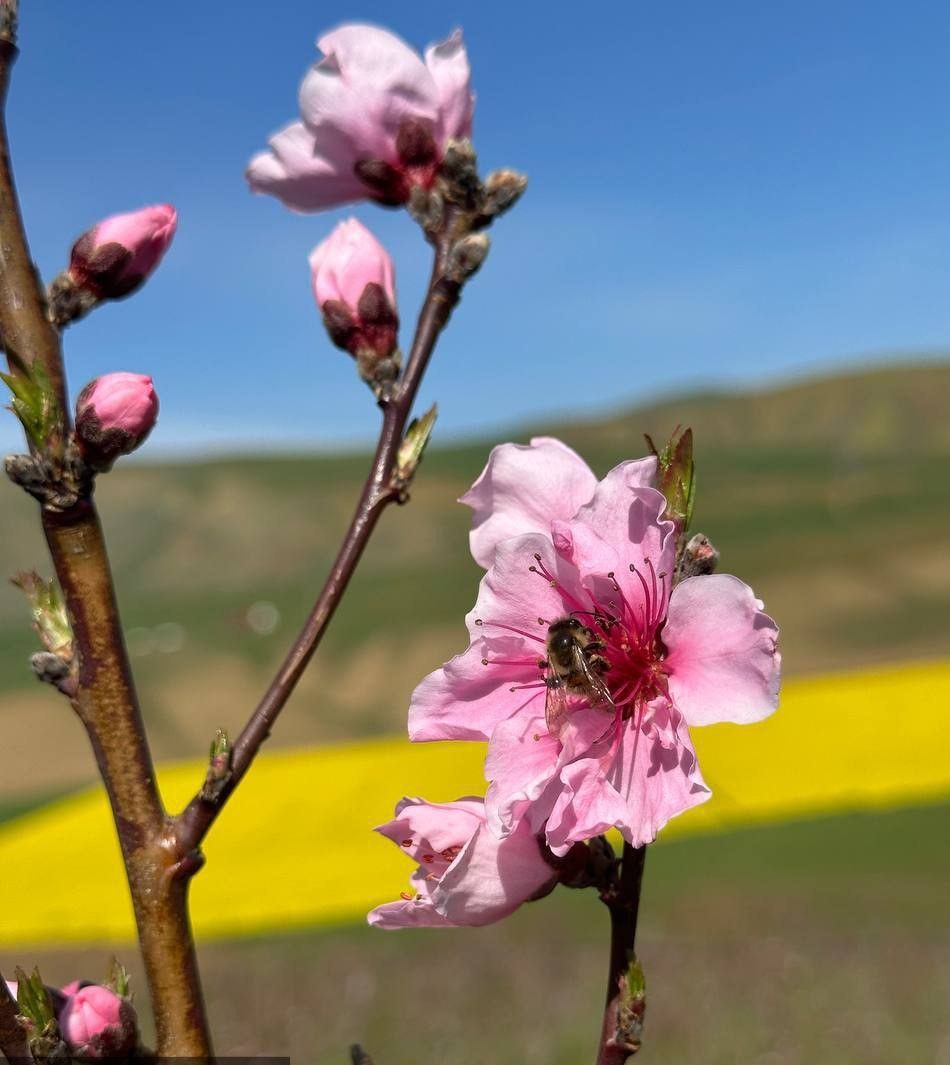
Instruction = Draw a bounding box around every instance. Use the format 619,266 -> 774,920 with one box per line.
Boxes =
13,966 -> 56,1034
108,957 -> 133,1000
646,426 -> 695,535
396,403 -> 438,485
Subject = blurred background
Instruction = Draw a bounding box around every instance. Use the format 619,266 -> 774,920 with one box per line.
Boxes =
1,2 -> 949,1063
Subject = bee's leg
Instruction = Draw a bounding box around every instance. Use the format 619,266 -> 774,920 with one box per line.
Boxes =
590,654 -> 610,674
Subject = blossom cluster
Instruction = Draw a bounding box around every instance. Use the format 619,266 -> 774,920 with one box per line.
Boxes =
370,438 -> 781,928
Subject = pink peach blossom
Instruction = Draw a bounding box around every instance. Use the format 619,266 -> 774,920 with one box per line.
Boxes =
248,24 -> 474,211
368,796 -> 557,929
57,984 -> 137,1059
75,372 -> 159,470
69,205 -> 177,299
409,438 -> 781,851
309,219 -> 398,358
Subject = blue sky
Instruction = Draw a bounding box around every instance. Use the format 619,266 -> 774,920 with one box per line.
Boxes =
2,1 -> 949,454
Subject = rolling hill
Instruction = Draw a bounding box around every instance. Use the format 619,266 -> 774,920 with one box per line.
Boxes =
0,359 -> 947,799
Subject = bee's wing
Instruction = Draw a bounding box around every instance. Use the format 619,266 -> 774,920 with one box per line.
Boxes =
572,645 -> 615,712
544,645 -> 614,737
544,672 -> 571,737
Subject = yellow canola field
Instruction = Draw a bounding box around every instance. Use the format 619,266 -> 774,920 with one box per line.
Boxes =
0,659 -> 947,946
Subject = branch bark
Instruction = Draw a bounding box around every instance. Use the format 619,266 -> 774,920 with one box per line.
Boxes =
175,226 -> 463,856
0,972 -> 29,1065
0,35 -> 211,1060
596,843 -> 647,1065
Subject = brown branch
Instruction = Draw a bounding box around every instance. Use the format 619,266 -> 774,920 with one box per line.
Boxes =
175,224 -> 463,856
596,843 -> 647,1065
0,36 -> 211,1060
0,39 -> 66,421
0,972 -> 29,1065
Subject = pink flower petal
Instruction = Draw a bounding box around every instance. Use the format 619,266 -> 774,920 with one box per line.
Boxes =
461,438 -> 598,569
433,819 -> 556,926
546,701 -> 710,853
376,796 -> 483,861
367,897 -> 453,929
409,533 -> 578,741
300,24 -> 440,163
424,29 -> 475,142
246,121 -> 367,211
484,709 -> 561,836
664,574 -> 781,726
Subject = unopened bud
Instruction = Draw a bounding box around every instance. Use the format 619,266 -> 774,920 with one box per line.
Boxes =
75,373 -> 158,471
67,205 -> 177,301
310,220 -> 401,396
678,533 -> 720,580
58,984 -> 138,1060
446,233 -> 490,282
439,138 -> 480,205
200,729 -> 232,802
480,169 -> 528,220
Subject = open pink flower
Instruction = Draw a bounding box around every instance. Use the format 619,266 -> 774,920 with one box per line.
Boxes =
368,796 -> 557,929
310,219 -> 398,358
409,438 -> 781,851
248,24 -> 474,211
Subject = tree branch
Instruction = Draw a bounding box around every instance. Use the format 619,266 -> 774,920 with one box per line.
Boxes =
596,843 -> 647,1065
175,223 -> 463,856
0,972 -> 29,1065
0,33 -> 211,1060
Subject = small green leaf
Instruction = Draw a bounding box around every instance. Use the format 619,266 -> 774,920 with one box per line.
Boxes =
11,571 -> 72,656
616,953 -> 646,1053
396,403 -> 438,486
108,957 -> 132,1000
13,966 -> 55,1032
646,425 -> 695,536
0,360 -> 61,449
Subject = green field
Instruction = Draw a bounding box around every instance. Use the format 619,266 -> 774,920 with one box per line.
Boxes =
5,801 -> 946,1064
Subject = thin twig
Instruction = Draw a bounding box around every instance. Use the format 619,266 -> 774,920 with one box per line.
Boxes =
175,220 -> 463,856
0,33 -> 211,1060
595,843 -> 647,1065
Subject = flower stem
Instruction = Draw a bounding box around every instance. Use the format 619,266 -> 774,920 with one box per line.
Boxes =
596,842 -> 647,1065
0,36 -> 211,1060
175,220 -> 464,856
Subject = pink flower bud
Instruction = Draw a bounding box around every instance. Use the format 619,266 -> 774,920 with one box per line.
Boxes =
69,205 -> 177,300
4,980 -> 16,1000
75,372 -> 159,470
58,985 -> 137,1060
309,219 -> 398,359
